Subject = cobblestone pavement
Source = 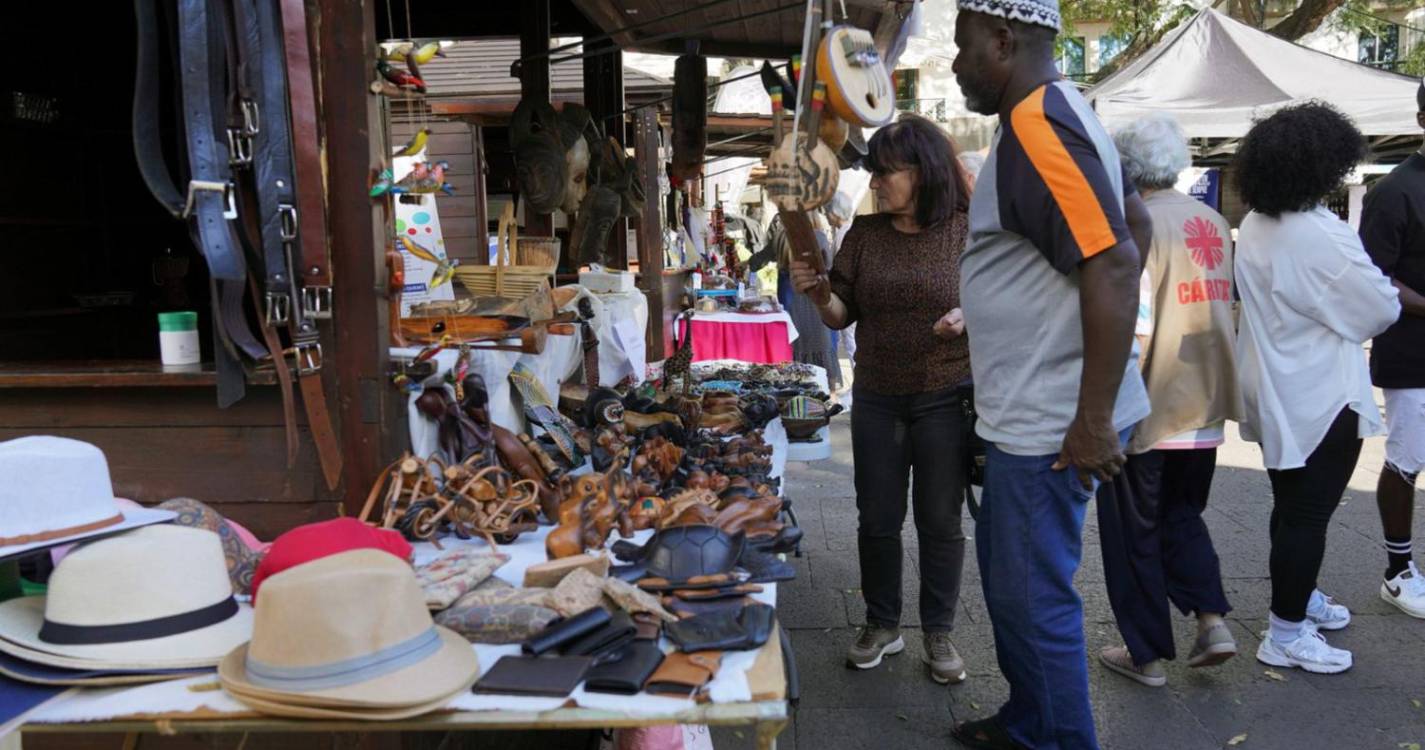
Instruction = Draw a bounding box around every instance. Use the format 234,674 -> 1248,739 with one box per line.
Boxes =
713,397 -> 1425,750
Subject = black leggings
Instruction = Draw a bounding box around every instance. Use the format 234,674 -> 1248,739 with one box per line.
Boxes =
1266,408 -> 1363,622
850,385 -> 967,632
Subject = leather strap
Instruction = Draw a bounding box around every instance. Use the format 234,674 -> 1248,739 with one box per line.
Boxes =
248,0 -> 298,328
279,0 -> 332,313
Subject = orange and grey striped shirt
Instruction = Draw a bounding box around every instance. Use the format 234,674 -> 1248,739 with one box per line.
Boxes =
959,81 -> 1150,456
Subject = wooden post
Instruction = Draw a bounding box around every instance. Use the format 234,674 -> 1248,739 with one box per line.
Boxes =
634,106 -> 666,360
316,0 -> 398,514
520,0 -> 553,238
584,48 -> 628,268
474,125 -> 490,263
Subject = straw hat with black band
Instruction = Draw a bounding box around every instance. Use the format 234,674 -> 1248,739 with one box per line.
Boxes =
219,548 -> 479,718
0,525 -> 252,670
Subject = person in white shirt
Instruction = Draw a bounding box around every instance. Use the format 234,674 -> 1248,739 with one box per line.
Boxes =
1234,103 -> 1401,675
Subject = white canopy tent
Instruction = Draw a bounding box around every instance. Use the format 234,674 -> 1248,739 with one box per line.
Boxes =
1086,8 -> 1421,140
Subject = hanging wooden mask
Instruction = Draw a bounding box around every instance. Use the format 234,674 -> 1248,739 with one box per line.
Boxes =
558,104 -> 598,215
670,53 -> 707,182
512,99 -> 569,214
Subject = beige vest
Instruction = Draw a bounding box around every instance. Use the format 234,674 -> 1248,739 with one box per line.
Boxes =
1129,190 -> 1242,454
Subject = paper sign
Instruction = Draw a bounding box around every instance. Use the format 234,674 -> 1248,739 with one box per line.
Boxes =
610,317 -> 647,385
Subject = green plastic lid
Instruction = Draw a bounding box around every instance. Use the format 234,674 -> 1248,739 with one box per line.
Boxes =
157,311 -> 198,332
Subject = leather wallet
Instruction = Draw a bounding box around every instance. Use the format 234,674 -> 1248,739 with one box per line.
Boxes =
645,650 -> 722,696
471,654 -> 592,697
666,603 -> 776,652
583,640 -> 666,695
522,607 -> 611,656
561,610 -> 636,661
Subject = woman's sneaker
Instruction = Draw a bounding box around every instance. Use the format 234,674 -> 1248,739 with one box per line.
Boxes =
1381,562 -> 1425,619
1305,590 -> 1351,631
922,632 -> 967,684
1256,629 -> 1353,674
1099,645 -> 1166,687
846,625 -> 904,669
1187,623 -> 1238,668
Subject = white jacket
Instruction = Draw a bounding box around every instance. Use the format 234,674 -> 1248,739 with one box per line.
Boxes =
1235,206 -> 1400,469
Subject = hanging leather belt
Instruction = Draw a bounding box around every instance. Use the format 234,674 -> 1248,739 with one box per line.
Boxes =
133,0 -> 342,491
279,0 -> 332,319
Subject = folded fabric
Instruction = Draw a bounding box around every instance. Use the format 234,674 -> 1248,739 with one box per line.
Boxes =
471,654 -> 591,697
523,554 -> 611,588
416,549 -> 510,610
665,603 -> 775,652
584,639 -> 666,695
644,650 -> 721,697
434,602 -> 560,645
561,610 -> 636,661
603,577 -> 677,623
522,607 -> 611,656
547,567 -> 607,617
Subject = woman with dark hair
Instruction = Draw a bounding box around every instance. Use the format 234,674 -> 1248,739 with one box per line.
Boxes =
1234,102 -> 1400,674
790,114 -> 974,683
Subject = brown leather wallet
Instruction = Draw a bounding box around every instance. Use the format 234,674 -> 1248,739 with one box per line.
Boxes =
644,650 -> 722,696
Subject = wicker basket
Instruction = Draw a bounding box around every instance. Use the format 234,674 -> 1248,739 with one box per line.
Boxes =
454,204 -> 557,298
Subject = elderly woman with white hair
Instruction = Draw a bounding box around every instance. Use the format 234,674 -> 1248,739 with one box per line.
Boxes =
1094,115 -> 1244,688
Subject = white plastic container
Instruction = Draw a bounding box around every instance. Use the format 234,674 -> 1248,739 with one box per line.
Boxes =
157,311 -> 201,366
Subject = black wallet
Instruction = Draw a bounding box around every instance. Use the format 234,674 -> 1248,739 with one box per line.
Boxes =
561,610 -> 637,661
522,607 -> 611,656
471,655 -> 592,697
583,640 -> 666,695
666,603 -> 776,652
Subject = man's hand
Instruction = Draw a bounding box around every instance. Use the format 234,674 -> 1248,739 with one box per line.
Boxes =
933,308 -> 965,339
788,259 -> 831,306
1053,412 -> 1124,488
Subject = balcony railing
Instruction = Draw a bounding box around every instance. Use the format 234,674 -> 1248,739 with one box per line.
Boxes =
895,98 -> 949,122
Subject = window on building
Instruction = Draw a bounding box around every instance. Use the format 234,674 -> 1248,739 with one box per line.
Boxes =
1099,33 -> 1129,70
1359,24 -> 1400,70
1058,37 -> 1087,80
893,68 -> 919,107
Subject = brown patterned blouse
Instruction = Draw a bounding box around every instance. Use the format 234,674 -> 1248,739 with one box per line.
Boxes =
829,211 -> 971,396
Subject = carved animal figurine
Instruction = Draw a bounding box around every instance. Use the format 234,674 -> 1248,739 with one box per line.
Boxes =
664,309 -> 696,396
714,493 -> 781,536
627,497 -> 665,531
392,128 -> 430,158
545,493 -> 588,560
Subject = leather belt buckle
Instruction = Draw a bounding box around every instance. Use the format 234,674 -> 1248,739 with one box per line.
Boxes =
279,204 -> 298,241
285,342 -> 322,376
182,180 -> 237,221
302,286 -> 333,319
265,292 -> 291,326
227,101 -> 259,167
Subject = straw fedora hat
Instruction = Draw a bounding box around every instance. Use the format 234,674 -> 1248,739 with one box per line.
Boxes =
219,688 -> 463,721
0,525 -> 252,669
218,548 -> 478,711
0,436 -> 175,561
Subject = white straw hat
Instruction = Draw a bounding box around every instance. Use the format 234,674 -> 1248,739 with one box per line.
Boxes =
219,548 -> 479,713
0,525 -> 252,669
0,436 -> 174,560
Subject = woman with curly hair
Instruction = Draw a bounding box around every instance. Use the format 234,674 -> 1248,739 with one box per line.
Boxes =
1234,102 -> 1400,674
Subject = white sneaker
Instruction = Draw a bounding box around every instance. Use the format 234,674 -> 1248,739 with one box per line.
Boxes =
1256,629 -> 1353,674
1382,562 -> 1425,619
1305,591 -> 1351,631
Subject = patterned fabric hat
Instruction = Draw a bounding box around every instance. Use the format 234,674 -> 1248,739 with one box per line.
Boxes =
957,0 -> 1061,32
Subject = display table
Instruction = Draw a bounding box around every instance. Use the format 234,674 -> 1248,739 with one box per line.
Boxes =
684,311 -> 798,365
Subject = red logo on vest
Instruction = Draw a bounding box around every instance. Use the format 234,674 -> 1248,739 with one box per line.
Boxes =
1184,217 -> 1224,270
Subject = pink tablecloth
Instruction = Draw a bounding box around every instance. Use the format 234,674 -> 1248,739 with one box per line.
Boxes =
681,317 -> 793,364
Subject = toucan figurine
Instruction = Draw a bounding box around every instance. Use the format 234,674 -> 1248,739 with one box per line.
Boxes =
392,128 -> 430,158
377,60 -> 425,93
398,235 -> 458,289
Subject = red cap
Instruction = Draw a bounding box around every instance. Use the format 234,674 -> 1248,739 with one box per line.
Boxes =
250,517 -> 413,601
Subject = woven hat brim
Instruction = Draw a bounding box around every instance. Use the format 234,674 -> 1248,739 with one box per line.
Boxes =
0,508 -> 176,562
0,596 -> 252,670
0,649 -> 210,686
217,626 -> 478,709
224,684 -> 471,721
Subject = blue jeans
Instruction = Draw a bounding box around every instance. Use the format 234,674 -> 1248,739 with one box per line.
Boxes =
977,438 -> 1124,750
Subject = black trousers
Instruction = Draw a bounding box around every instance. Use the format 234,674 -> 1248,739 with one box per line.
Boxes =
1098,448 -> 1232,664
1267,408 -> 1363,622
851,385 -> 967,632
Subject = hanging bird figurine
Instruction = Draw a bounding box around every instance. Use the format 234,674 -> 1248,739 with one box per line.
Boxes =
389,161 -> 432,194
370,168 -> 395,198
377,59 -> 426,93
399,235 -> 458,289
393,128 -> 431,158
